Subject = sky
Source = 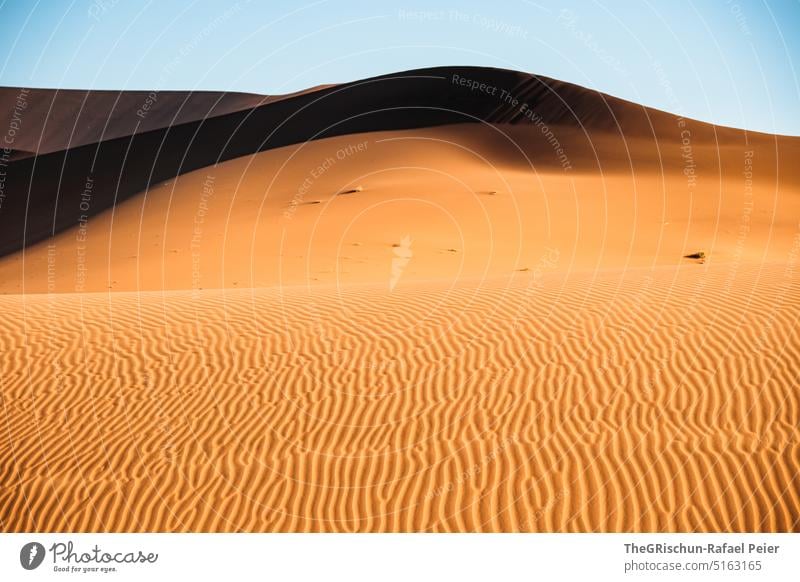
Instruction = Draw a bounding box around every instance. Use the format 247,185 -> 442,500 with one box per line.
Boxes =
0,0 -> 798,135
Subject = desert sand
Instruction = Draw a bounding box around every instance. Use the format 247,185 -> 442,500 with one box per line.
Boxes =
1,67 -> 798,532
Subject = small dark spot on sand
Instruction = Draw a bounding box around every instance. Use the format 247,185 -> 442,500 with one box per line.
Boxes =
684,251 -> 707,263
684,251 -> 706,259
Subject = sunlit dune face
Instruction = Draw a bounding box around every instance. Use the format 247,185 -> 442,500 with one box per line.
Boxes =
3,122 -> 798,295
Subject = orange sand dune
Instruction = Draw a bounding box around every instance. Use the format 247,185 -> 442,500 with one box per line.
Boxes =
1,67 -> 799,532
7,65 -> 795,257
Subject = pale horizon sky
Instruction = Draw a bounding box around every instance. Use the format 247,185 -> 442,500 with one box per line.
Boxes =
1,0 -> 798,135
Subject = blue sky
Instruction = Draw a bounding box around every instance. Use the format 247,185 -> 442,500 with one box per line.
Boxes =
1,0 -> 798,135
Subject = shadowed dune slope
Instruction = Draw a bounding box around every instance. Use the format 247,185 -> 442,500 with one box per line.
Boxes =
0,87 -> 268,157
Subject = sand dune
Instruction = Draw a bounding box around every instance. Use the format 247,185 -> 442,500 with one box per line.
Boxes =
6,66 -> 796,256
0,66 -> 798,532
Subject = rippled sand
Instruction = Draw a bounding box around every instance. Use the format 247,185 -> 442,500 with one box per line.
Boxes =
2,264 -> 797,531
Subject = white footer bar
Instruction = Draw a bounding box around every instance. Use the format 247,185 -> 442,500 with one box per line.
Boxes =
1,533 -> 797,581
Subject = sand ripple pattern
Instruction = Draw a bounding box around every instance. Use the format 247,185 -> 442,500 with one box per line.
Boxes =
1,265 -> 798,532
